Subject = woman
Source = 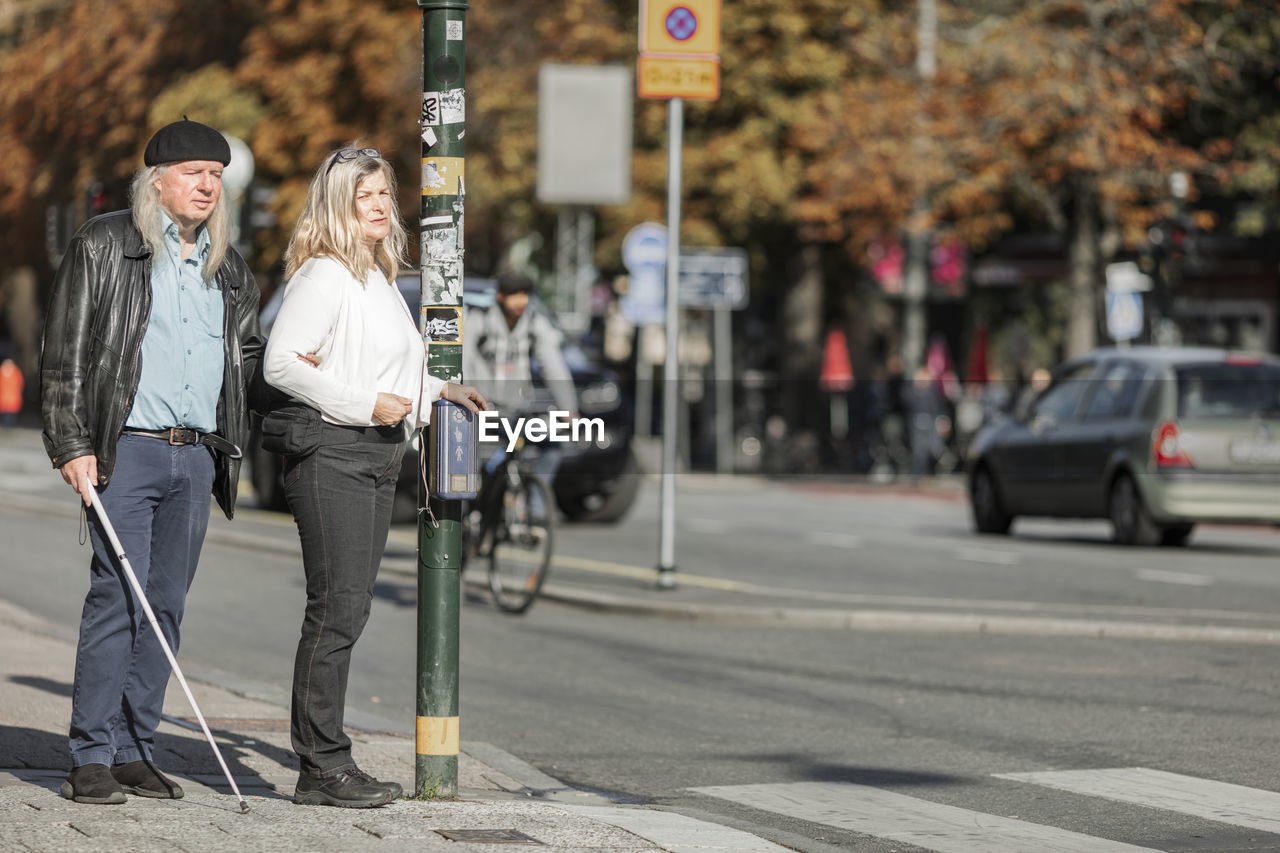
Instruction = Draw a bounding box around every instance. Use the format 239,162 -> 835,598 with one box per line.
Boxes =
264,146 -> 486,809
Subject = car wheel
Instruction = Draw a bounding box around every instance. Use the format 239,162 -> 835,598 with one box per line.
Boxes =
969,466 -> 1012,535
557,449 -> 641,524
1109,473 -> 1159,546
1159,523 -> 1195,547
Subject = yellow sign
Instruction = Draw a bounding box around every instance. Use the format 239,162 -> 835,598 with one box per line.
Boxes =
640,0 -> 720,56
638,56 -> 720,100
421,157 -> 465,196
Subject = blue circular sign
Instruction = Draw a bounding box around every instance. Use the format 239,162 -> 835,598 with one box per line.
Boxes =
665,6 -> 699,41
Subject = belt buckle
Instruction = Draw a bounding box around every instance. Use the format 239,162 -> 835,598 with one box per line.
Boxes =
168,427 -> 197,446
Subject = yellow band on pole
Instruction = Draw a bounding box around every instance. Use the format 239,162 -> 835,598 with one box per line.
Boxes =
416,716 -> 460,755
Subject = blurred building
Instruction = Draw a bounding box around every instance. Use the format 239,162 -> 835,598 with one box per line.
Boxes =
972,232 -> 1280,353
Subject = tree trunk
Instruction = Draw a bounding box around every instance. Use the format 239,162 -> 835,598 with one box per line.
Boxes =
782,244 -> 826,467
784,243 -> 825,371
1065,180 -> 1099,357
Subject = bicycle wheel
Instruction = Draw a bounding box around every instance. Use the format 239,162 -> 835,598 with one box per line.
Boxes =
487,467 -> 554,614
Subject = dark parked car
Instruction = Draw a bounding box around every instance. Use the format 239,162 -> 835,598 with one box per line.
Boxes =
967,346 -> 1280,545
249,276 -> 639,523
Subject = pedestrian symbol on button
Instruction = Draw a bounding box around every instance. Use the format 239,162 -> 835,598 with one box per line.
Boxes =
665,5 -> 698,41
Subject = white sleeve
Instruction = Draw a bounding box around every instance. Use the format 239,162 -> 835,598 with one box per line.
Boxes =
263,261 -> 378,423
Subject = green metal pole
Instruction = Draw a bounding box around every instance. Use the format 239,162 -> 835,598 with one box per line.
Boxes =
416,0 -> 467,799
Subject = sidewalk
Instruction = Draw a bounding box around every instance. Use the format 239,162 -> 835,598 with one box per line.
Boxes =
0,596 -> 790,852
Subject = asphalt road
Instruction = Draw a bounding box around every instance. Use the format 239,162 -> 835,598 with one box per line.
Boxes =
5,429 -> 1280,851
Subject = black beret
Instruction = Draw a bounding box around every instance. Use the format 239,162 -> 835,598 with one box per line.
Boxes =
144,119 -> 231,167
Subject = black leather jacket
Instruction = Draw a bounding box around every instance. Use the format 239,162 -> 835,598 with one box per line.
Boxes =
40,210 -> 264,518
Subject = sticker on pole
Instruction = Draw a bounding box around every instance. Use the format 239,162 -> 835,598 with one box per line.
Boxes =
422,157 -> 465,196
424,307 -> 462,344
440,89 -> 465,124
422,257 -> 463,305
421,93 -> 441,126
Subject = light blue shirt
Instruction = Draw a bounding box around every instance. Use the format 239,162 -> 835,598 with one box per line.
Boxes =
126,212 -> 225,432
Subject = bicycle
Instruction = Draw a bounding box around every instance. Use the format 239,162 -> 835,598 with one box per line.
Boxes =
460,432 -> 555,614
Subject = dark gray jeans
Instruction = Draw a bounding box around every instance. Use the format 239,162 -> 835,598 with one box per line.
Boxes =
70,434 -> 214,767
283,427 -> 405,775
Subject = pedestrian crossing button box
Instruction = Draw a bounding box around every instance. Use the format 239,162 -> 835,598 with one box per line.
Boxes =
428,399 -> 478,500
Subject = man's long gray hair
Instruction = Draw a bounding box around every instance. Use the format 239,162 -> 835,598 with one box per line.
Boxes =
130,165 -> 230,282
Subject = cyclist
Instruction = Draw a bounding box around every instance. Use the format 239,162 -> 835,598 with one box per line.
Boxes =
463,272 -> 576,502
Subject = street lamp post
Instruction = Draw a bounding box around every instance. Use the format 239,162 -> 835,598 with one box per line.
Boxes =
416,0 -> 467,799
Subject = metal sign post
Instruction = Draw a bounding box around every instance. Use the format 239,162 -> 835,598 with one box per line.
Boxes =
657,97 -> 683,589
638,0 -> 721,589
416,0 -> 467,799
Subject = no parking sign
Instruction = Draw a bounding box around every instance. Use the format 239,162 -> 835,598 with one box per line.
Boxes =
639,0 -> 720,55
638,0 -> 721,100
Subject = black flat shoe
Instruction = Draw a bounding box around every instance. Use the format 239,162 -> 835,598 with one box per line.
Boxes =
293,769 -> 396,808
62,763 -> 126,805
111,759 -> 184,799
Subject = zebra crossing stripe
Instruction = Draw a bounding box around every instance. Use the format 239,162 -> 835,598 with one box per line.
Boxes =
555,804 -> 793,852
994,767 -> 1280,834
690,782 -> 1157,852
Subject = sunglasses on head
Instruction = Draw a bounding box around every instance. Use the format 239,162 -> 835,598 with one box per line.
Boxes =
325,147 -> 380,178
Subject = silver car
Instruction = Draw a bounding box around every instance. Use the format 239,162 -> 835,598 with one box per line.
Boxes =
967,346 -> 1280,545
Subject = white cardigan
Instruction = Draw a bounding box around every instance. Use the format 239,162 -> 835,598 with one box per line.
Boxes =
263,257 -> 444,429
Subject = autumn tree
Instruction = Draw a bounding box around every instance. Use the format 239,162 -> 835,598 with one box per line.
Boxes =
3,0 -> 1276,441
799,1 -> 1279,360
0,0 -> 258,383
0,1 -> 258,265
966,0 -> 1252,355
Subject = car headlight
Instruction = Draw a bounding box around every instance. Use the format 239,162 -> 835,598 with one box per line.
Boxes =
578,381 -> 620,415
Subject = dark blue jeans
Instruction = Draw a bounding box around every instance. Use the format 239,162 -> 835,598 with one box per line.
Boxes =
70,434 -> 215,767
284,429 -> 404,775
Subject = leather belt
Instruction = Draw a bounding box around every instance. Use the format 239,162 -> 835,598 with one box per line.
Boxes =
122,427 -> 243,459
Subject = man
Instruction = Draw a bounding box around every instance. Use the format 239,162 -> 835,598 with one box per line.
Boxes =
463,272 -> 576,488
40,119 -> 264,805
904,365 -> 951,484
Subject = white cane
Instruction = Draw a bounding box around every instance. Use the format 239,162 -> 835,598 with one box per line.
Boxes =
85,479 -> 250,814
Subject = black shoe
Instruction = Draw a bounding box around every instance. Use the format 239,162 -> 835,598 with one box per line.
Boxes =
293,769 -> 397,808
61,763 -> 126,805
349,766 -> 403,800
110,759 -> 184,799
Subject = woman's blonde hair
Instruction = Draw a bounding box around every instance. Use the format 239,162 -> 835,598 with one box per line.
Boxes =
283,148 -> 409,282
130,164 -> 231,283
